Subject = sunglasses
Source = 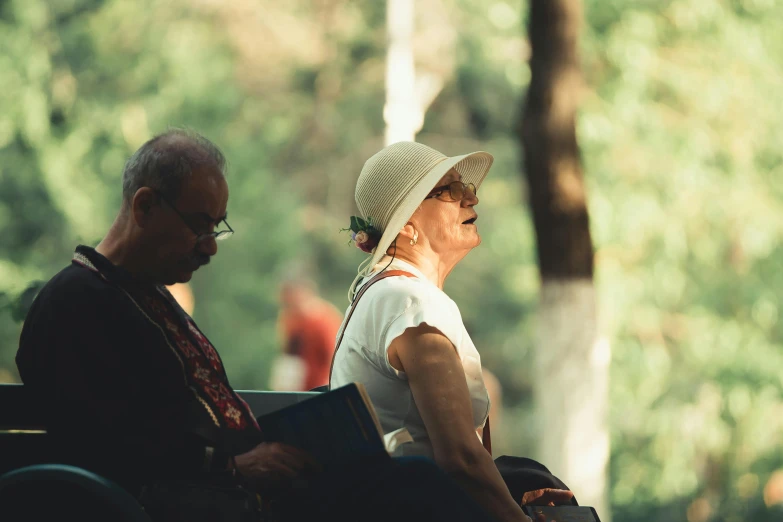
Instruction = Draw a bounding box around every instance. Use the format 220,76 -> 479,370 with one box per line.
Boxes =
424,180 -> 477,202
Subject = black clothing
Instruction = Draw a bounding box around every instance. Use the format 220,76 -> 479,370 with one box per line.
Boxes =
16,246 -> 262,496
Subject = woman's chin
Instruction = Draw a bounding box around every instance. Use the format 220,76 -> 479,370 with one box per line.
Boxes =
467,233 -> 481,249
471,227 -> 482,247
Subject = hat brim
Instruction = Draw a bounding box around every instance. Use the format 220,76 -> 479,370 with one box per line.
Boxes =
366,150 -> 494,270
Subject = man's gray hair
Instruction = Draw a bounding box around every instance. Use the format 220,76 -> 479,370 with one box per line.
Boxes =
121,128 -> 226,203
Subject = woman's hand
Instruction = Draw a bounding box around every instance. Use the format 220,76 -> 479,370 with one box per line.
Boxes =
520,489 -> 575,522
520,487 -> 575,507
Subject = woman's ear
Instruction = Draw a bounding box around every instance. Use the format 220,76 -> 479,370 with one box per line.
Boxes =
398,222 -> 417,242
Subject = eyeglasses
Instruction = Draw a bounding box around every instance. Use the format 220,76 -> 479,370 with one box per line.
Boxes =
424,181 -> 477,202
156,191 -> 234,242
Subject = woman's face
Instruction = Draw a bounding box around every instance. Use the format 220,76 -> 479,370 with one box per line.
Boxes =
412,168 -> 480,255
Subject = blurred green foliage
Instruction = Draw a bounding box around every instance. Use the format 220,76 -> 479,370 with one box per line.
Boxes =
1,0 -> 783,520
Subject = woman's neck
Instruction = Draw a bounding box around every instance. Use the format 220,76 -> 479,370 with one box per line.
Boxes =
378,250 -> 461,290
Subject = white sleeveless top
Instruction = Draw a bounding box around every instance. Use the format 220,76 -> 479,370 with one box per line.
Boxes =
330,259 -> 490,458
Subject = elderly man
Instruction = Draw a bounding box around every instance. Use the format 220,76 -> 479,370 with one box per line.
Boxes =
16,130 -> 502,522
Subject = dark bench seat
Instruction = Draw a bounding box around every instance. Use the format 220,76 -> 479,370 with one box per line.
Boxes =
0,383 -> 318,475
0,383 -> 319,520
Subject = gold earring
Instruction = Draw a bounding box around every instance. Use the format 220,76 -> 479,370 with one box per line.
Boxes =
410,229 -> 418,246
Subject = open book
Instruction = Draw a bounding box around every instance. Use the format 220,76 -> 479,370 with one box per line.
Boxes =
255,383 -> 413,465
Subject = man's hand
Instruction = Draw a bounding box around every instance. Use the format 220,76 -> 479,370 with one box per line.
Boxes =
525,511 -> 552,522
233,442 -> 320,491
520,487 -> 574,507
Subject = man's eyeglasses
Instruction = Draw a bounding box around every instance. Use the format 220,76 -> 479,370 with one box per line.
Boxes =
424,181 -> 477,202
156,191 -> 234,242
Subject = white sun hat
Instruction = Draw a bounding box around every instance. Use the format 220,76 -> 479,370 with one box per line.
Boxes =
348,141 -> 494,298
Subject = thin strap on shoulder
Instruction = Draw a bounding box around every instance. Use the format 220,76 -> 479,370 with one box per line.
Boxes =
328,270 -> 415,388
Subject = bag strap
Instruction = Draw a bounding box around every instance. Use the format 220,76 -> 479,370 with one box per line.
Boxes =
328,270 -> 415,388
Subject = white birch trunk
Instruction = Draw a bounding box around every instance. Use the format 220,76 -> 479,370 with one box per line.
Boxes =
383,0 -> 448,146
534,279 -> 611,521
384,0 -> 418,145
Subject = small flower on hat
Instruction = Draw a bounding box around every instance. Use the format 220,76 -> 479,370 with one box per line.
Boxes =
342,216 -> 381,254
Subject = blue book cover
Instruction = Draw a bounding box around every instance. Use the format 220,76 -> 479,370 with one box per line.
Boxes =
255,383 -> 403,466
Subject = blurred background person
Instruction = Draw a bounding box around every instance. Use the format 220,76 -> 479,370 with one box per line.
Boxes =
270,278 -> 342,391
482,366 -> 503,440
166,282 -> 195,315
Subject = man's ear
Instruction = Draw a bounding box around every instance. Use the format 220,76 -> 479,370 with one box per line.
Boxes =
131,187 -> 159,228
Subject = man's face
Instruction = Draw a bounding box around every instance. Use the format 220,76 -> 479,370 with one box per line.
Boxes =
147,168 -> 229,285
279,284 -> 310,313
279,285 -> 297,310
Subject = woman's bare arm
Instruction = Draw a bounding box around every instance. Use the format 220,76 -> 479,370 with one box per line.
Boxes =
389,324 -> 533,522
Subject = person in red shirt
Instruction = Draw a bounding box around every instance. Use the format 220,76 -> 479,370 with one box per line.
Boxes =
272,279 -> 343,391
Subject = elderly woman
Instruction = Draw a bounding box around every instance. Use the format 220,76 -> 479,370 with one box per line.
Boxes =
331,142 -> 575,522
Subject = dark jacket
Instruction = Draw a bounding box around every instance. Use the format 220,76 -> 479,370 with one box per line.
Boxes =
16,246 -> 262,496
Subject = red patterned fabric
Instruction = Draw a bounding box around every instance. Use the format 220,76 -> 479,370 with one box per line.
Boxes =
143,288 -> 260,432
73,250 -> 260,435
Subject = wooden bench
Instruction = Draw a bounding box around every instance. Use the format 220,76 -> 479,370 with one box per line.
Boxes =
0,383 -> 319,476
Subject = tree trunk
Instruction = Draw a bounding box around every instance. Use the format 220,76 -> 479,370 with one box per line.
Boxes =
384,0 -> 418,145
383,0 -> 445,145
519,1 -> 610,519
